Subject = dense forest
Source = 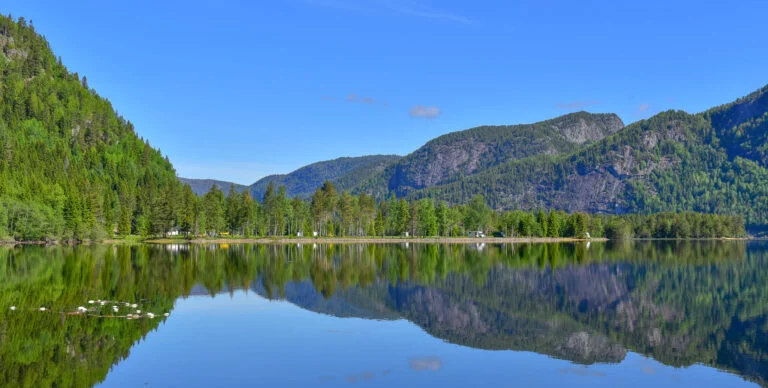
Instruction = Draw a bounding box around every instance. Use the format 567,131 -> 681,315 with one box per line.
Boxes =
0,14 -> 187,242
186,181 -> 745,239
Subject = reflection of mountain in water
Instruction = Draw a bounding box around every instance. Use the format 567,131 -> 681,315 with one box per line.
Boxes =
253,266 -> 631,365
2,242 -> 768,387
249,242 -> 768,386
252,281 -> 399,321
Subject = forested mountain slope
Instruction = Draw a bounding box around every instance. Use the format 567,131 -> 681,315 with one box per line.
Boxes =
355,112 -> 624,197
410,85 -> 768,228
0,15 -> 186,240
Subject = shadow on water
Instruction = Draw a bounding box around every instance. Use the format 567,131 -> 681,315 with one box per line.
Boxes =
1,240 -> 767,386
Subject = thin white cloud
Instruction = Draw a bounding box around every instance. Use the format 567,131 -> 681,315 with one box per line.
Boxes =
635,103 -> 651,116
328,93 -> 386,106
306,0 -> 471,24
409,105 -> 441,119
556,100 -> 600,110
382,2 -> 471,23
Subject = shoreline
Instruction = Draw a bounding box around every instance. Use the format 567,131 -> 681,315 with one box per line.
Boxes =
0,236 -> 753,246
142,236 -> 753,245
145,237 -> 606,245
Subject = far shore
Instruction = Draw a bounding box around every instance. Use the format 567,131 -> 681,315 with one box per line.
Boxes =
1,236 -> 754,246
145,237 -> 607,245
142,236 -> 755,245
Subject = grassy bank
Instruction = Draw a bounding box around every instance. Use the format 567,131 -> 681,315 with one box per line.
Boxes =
145,237 -> 607,245
3,236 -> 754,246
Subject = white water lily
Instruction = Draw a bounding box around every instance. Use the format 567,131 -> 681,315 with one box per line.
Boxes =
125,302 -> 130,307
10,306 -> 16,311
39,307 -> 46,311
164,313 -> 170,317
131,304 -> 138,308
147,312 -> 155,319
136,310 -> 141,313
88,300 -> 95,304
77,306 -> 87,312
99,301 -> 106,306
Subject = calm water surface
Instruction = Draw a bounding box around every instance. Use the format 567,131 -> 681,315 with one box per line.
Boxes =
1,241 -> 766,387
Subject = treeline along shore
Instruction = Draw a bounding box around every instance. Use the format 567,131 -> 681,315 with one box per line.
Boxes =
1,175 -> 748,244
137,181 -> 745,243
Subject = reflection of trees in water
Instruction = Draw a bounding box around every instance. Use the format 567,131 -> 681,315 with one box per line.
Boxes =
0,241 -> 765,386
251,241 -> 768,385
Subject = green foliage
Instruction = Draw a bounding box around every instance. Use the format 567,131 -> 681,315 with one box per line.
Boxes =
191,178 -> 745,239
0,15 -> 184,241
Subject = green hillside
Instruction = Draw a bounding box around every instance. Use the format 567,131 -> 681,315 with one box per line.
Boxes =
0,15 -> 186,241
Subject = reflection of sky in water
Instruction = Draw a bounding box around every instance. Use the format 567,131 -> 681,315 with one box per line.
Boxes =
99,291 -> 755,387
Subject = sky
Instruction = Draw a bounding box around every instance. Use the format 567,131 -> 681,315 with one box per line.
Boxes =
3,0 -> 768,184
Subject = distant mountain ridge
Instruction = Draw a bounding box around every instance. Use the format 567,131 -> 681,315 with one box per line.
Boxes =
178,178 -> 248,196
249,154 -> 401,200
408,84 -> 768,227
181,84 -> 768,228
366,111 -> 624,197
179,154 -> 401,199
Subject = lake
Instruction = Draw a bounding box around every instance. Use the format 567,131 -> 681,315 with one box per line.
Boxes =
1,241 -> 766,387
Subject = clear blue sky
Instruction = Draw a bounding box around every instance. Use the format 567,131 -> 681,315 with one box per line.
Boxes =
4,1 -> 768,184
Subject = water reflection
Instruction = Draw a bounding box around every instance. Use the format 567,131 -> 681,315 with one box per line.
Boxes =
0,241 -> 766,386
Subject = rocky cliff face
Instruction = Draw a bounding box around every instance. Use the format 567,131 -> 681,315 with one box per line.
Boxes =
385,112 -> 624,196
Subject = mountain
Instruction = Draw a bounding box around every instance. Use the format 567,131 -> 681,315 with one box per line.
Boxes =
178,83 -> 768,231
362,112 -> 624,197
406,85 -> 768,228
178,178 -> 247,196
249,155 -> 400,200
213,112 -> 623,201
0,15 -> 184,240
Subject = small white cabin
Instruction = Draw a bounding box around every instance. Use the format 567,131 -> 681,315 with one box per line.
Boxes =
468,231 -> 485,238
